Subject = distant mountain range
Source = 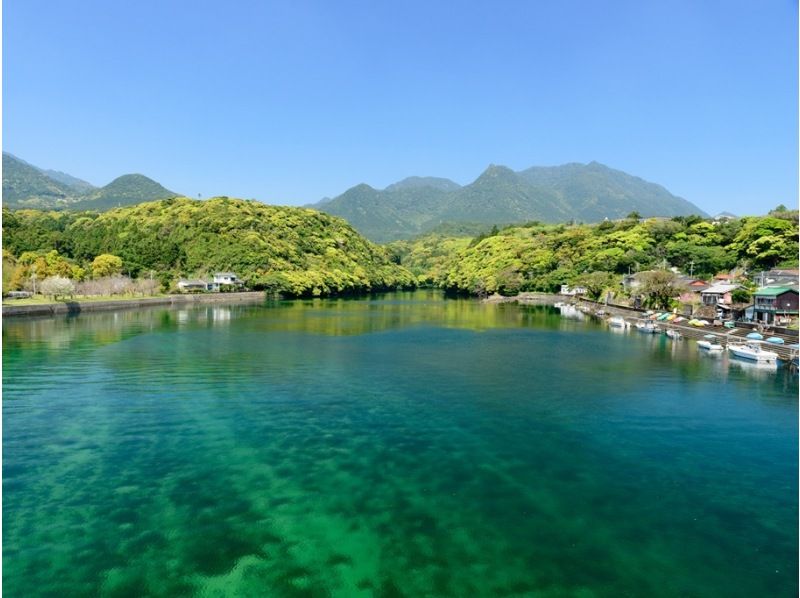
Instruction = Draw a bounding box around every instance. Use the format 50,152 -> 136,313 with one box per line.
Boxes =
311,162 -> 707,242
2,152 -> 178,210
3,153 -> 708,242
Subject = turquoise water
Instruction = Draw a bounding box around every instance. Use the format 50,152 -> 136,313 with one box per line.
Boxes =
3,292 -> 797,597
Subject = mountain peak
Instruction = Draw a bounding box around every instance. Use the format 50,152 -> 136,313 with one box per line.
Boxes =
384,176 -> 461,193
477,164 -> 516,179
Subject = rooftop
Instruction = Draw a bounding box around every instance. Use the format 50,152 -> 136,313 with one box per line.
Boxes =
701,283 -> 739,294
754,286 -> 799,296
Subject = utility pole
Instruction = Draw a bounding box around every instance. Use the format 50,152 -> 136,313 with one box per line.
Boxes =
31,264 -> 37,295
689,260 -> 694,277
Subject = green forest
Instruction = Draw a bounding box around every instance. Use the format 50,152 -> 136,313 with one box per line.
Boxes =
2,198 -> 797,302
389,208 -> 799,297
2,197 -> 415,297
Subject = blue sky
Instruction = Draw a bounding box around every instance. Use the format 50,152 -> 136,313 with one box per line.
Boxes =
4,0 -> 797,214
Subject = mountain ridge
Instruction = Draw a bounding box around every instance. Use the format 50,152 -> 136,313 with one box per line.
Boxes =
2,152 -> 178,210
311,162 -> 707,242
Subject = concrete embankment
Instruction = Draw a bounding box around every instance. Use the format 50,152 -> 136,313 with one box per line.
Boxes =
572,298 -> 799,362
2,291 -> 267,318
484,292 -> 569,305
483,292 -> 799,362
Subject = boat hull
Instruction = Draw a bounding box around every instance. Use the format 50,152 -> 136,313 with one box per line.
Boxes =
728,346 -> 778,363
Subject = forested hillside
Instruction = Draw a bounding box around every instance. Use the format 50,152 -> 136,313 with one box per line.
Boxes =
392,209 -> 799,296
3,197 -> 415,297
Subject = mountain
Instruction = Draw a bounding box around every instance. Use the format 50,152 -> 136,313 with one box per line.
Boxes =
40,169 -> 95,193
384,176 -> 461,193
2,153 -> 76,208
516,161 -> 702,223
309,182 -> 453,243
2,152 -> 177,211
69,174 -> 177,211
312,162 -> 707,242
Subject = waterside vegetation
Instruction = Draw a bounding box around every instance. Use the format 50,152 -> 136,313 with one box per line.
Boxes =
391,208 -> 799,304
3,197 -> 415,298
4,198 -> 797,307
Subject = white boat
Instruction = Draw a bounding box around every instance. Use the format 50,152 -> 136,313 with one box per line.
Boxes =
635,320 -> 659,334
727,341 -> 779,363
665,329 -> 682,340
608,316 -> 628,328
558,304 -> 585,320
697,340 -> 723,352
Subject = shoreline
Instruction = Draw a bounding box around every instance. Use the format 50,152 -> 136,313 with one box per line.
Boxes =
2,291 -> 267,318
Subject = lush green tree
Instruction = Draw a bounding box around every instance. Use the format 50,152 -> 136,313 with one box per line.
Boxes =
91,254 -> 123,278
637,270 -> 683,310
731,288 -> 752,304
577,271 -> 618,300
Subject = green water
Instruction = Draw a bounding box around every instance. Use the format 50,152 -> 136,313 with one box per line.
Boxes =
3,292 -> 797,597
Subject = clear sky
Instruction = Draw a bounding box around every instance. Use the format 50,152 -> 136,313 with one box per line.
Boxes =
4,0 -> 797,214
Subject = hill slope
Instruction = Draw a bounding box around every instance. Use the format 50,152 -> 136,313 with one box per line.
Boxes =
3,197 -> 415,296
2,153 -> 77,208
2,152 -> 177,210
313,162 -> 707,242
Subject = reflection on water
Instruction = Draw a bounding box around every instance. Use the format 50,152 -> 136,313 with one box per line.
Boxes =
3,291 -> 798,597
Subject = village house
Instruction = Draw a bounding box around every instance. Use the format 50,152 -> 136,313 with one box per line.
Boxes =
209,272 -> 244,291
752,286 -> 799,325
700,283 -> 739,307
559,284 -> 587,296
177,272 -> 244,293
177,279 -> 211,293
753,269 -> 799,288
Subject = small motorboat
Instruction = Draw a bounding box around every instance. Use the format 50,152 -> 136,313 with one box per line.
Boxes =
666,329 -> 682,340
608,316 -> 628,328
728,340 -> 779,363
697,334 -> 723,352
635,320 -> 659,334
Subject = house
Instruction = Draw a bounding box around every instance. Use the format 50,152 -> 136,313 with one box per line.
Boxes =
560,284 -> 587,296
753,269 -> 799,288
676,276 -> 710,292
752,286 -> 799,325
622,270 -> 658,291
177,279 -> 210,293
700,283 -> 739,306
209,272 -> 244,291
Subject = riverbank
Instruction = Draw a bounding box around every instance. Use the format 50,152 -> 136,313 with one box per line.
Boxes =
2,291 -> 267,318
483,292 -> 570,304
482,292 -> 799,361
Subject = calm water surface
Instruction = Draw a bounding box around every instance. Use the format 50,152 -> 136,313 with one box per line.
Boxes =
3,292 -> 797,597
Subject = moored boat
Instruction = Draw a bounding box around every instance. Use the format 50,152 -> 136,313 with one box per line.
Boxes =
727,340 -> 779,363
697,334 -> 723,352
666,329 -> 682,340
608,316 -> 628,328
635,320 -> 659,334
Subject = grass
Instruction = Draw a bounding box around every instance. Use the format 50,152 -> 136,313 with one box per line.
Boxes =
3,294 -> 169,306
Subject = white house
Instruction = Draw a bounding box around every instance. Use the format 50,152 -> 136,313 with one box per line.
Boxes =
177,279 -> 211,293
209,272 -> 244,291
560,284 -> 587,296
